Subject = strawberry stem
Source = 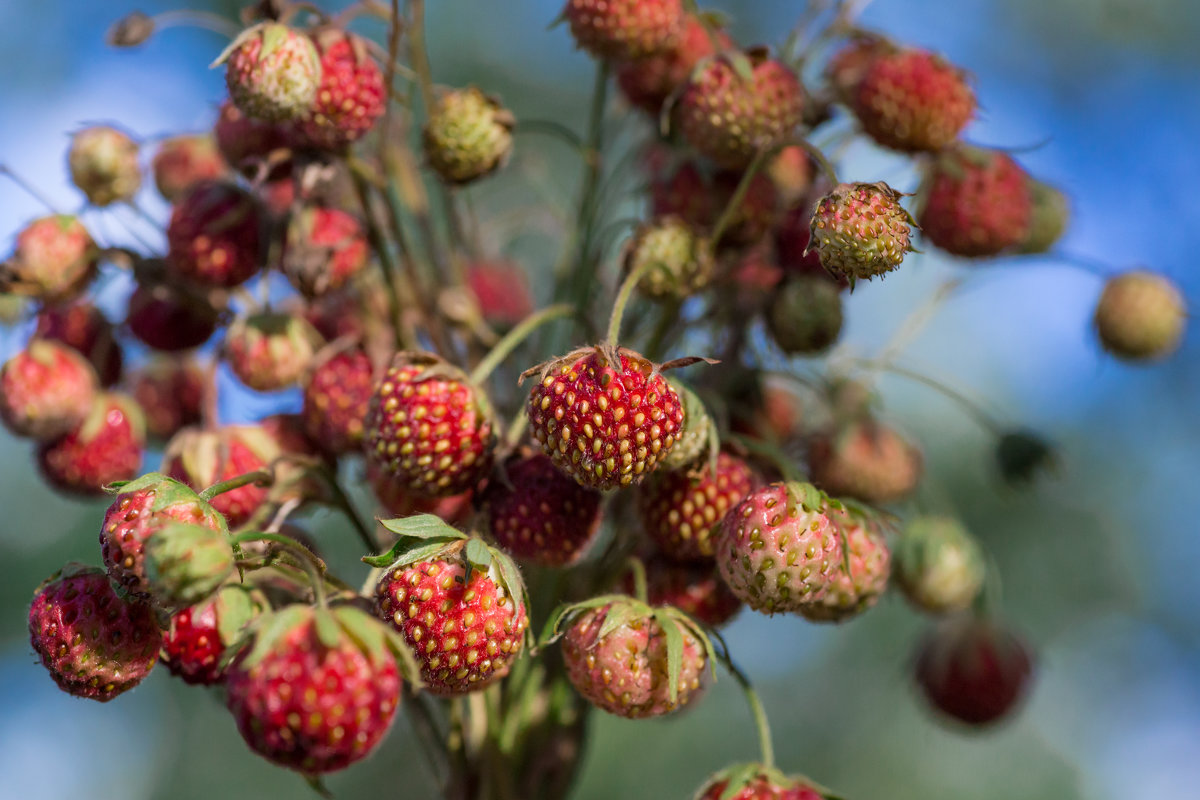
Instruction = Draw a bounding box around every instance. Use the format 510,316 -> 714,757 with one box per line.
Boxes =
469,304 -> 575,385
711,630 -> 776,769
232,531 -> 330,606
847,358 -> 1003,434
606,256 -> 658,347
625,557 -> 649,604
710,147 -> 772,246
787,135 -> 841,186
199,469 -> 273,502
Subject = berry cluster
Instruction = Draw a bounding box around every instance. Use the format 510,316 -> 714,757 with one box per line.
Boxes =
6,1 -> 1187,798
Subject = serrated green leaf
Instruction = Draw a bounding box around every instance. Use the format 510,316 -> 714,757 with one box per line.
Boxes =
313,607 -> 342,650
378,513 -> 468,541
656,609 -> 685,706
362,533 -> 461,569
464,537 -> 492,572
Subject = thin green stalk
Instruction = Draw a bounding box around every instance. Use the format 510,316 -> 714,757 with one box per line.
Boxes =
317,466 -> 381,554
232,531 -> 329,606
350,167 -> 408,349
712,633 -> 775,770
644,299 -> 681,362
625,557 -> 648,604
199,469 -> 272,502
378,0 -> 404,148
710,148 -> 772,245
850,359 -> 1002,434
469,304 -> 575,385
605,257 -> 657,347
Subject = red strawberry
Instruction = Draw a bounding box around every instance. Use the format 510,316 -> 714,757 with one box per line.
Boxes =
302,347 -> 374,455
0,340 -> 97,440
465,259 -> 535,329
918,146 -> 1033,258
291,30 -> 385,151
915,614 -> 1034,726
0,215 -> 98,301
99,473 -> 227,600
166,180 -> 265,288
616,14 -> 730,115
214,99 -> 289,173
798,508 -> 891,623
631,557 -> 742,627
225,604 -> 405,773
716,482 -> 845,614
131,360 -> 207,440
281,207 -> 369,297
677,50 -> 805,169
637,451 -> 755,561
651,161 -> 717,231
808,419 -> 922,504
826,33 -> 892,105
127,280 -> 220,352
224,312 -> 323,392
68,125 -> 142,206
696,767 -> 827,800
163,425 -> 282,528
222,23 -> 322,123
525,346 -> 684,490
161,584 -> 264,686
365,352 -> 495,497
563,0 -> 685,61
37,393 -> 145,496
367,459 -> 473,525
767,144 -> 816,208
482,452 -> 603,566
151,134 -> 229,202
375,537 -> 527,696
35,301 -> 123,385
29,564 -> 161,701
853,47 -> 975,153
559,596 -> 707,718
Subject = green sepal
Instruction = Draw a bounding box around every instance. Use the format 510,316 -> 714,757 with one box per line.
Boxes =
597,600 -> 647,642
538,593 -> 628,647
213,584 -> 263,646
313,606 -> 342,650
362,537 -> 464,570
258,22 -> 289,61
103,471 -> 172,495
464,537 -> 492,572
226,605 -> 312,672
487,546 -> 528,642
304,775 -> 333,799
378,513 -> 469,541
654,607 -> 685,706
667,606 -> 718,683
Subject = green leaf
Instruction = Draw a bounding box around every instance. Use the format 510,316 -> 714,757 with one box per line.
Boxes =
313,607 -> 342,650
332,605 -> 387,663
655,609 -> 685,706
378,513 -> 468,540
464,538 -> 492,572
362,532 -> 462,568
304,775 -> 333,799
104,471 -> 171,495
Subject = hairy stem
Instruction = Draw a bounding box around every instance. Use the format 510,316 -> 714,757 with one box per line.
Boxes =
469,304 -> 575,385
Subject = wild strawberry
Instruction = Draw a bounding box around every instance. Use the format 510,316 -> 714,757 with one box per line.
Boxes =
292,30 -> 386,151
465,259 -> 535,328
616,14 -> 729,114
281,207 -> 369,297
766,275 -> 844,355
808,420 -> 922,504
37,393 -> 145,496
423,87 -> 515,185
225,604 -> 406,773
1093,270 -> 1187,361
224,312 -> 323,392
166,180 -> 265,287
29,564 -> 161,701
563,0 -> 684,61
624,217 -> 715,301
373,523 -> 527,696
161,583 -> 265,686
67,125 -> 142,206
151,134 -> 228,202
35,301 -> 123,385
895,515 -> 986,613
482,452 -> 603,566
767,145 -> 816,208
915,614 -> 1034,726
366,459 -> 473,526
798,508 -> 891,623
638,451 -> 755,561
0,215 -> 98,301
558,595 -> 708,718
695,766 -> 828,800
826,33 -> 892,105
163,425 -> 282,528
126,280 -> 220,352
918,146 -> 1032,258
1015,179 -> 1069,255
677,50 -> 805,169
526,346 -> 684,490
852,47 -> 974,153
131,360 -> 207,440
365,352 -> 495,497
214,99 -> 289,173
0,340 -> 97,440
657,378 -> 714,472
632,557 -> 742,627
99,473 -> 227,600
302,347 -> 374,455
808,182 -> 914,283
715,482 -> 845,614
222,23 -> 322,122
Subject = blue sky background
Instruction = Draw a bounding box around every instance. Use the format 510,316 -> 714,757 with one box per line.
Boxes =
1,2 -> 1197,798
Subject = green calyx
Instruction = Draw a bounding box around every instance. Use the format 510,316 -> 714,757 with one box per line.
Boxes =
660,379 -> 717,472
695,763 -> 842,800
144,522 -> 236,609
108,472 -> 227,528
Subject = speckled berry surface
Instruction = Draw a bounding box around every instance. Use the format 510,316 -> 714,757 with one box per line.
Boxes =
638,451 -> 755,561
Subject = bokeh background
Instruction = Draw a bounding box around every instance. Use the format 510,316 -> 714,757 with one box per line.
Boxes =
2,1 -> 1198,798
